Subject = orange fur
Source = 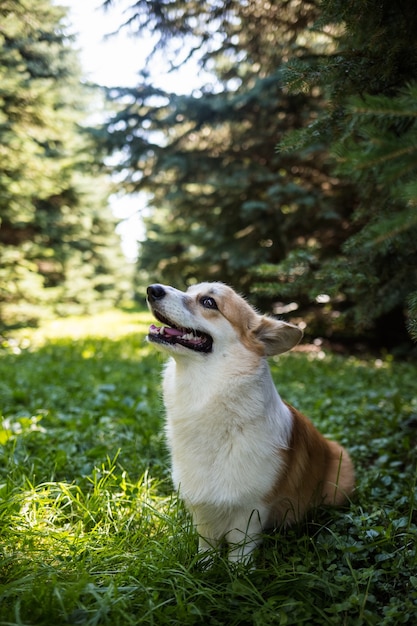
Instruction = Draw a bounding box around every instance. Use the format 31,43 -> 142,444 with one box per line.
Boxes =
265,404 -> 355,525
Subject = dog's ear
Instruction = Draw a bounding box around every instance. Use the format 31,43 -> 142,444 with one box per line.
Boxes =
253,316 -> 303,356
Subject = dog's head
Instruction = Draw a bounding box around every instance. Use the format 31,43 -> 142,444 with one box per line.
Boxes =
146,282 -> 302,359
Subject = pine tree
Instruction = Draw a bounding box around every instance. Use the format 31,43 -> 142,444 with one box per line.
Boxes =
103,0 -> 417,346
103,0 -> 354,298
258,0 -> 417,343
0,0 -> 129,328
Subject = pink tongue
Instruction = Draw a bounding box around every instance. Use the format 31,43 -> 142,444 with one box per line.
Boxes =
164,326 -> 184,337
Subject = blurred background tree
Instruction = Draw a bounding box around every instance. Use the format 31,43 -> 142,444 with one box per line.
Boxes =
101,0 -> 354,312
1,0 -> 415,350
0,0 -> 129,329
101,0 -> 417,349
269,0 -> 417,346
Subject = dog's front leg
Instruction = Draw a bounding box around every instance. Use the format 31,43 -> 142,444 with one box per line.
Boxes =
225,508 -> 264,565
198,534 -> 222,553
189,505 -> 223,563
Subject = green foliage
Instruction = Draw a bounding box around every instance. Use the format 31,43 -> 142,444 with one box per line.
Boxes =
335,86 -> 417,201
407,291 -> 417,342
272,0 -> 417,341
102,0 -> 417,347
102,0 -> 357,297
0,311 -> 416,624
0,0 -> 130,329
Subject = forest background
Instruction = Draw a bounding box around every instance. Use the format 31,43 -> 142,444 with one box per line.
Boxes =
1,0 -> 417,353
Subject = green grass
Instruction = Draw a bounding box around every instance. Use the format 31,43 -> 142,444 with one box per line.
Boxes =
0,309 -> 416,625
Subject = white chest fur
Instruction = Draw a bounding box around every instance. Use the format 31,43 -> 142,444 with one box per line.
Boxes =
162,353 -> 292,509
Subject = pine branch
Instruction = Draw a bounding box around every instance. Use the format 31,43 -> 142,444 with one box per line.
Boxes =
407,291 -> 417,342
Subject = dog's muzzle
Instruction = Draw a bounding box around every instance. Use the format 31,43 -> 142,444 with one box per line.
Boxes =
147,284 -> 213,353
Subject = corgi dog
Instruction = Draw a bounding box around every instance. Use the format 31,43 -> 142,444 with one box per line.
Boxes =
147,282 -> 355,564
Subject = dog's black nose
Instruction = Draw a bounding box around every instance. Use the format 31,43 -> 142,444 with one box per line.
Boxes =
147,284 -> 166,302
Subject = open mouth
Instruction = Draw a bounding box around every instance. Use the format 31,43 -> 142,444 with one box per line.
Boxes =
148,311 -> 213,353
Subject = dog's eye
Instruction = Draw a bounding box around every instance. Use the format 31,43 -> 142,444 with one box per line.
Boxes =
200,296 -> 218,310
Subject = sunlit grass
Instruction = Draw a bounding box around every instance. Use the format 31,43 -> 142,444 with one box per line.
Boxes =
4,307 -> 153,349
0,309 -> 416,624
